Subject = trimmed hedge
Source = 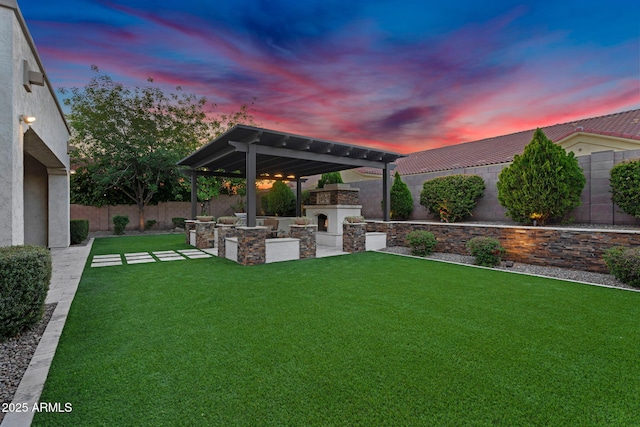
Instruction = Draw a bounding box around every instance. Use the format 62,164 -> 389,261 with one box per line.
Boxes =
172,217 -> 186,229
603,246 -> 640,288
70,219 -> 89,245
113,215 -> 129,235
0,246 -> 52,340
406,230 -> 437,256
466,237 -> 505,267
420,174 -> 485,222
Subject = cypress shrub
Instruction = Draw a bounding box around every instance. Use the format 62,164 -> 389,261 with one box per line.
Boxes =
70,219 -> 89,244
112,215 -> 129,235
0,246 -> 52,340
610,158 -> 640,219
388,171 -> 414,220
317,172 -> 343,188
497,128 -> 586,225
420,174 -> 485,222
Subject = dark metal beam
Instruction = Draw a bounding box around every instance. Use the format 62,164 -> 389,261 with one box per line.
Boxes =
383,163 -> 391,221
190,169 -> 198,219
229,141 -> 390,170
246,143 -> 257,227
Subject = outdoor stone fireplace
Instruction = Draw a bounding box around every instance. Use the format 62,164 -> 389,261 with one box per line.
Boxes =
304,183 -> 362,247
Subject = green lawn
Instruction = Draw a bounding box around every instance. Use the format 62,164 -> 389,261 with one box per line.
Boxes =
35,234 -> 640,426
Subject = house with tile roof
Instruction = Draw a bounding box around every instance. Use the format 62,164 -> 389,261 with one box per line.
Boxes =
348,109 -> 640,225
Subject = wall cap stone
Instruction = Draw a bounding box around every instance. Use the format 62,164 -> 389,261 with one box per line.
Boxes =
365,220 -> 640,234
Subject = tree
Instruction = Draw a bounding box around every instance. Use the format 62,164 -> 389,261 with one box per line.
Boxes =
610,158 -> 640,219
66,66 -> 254,230
317,172 -> 343,188
497,128 -> 586,225
267,181 -> 296,216
388,171 -> 413,220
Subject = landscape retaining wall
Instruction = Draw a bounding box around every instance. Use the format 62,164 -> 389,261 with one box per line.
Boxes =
367,221 -> 640,273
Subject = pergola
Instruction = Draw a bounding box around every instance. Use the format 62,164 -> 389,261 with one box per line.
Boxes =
177,125 -> 404,227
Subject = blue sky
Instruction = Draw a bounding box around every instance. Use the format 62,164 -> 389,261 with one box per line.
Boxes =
19,0 -> 640,153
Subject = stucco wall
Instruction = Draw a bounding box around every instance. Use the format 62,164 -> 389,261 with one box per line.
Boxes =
0,2 -> 70,247
352,148 -> 640,226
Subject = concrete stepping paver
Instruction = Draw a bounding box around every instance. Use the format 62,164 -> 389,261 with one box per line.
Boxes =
152,251 -> 186,262
178,249 -> 212,259
89,249 -> 217,267
90,254 -> 122,267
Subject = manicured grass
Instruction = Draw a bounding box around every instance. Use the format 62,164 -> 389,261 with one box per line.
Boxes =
35,235 -> 640,426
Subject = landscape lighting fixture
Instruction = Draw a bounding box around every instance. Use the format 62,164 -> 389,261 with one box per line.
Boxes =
21,115 -> 36,124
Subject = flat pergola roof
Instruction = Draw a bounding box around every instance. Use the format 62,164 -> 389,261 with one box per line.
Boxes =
178,125 -> 403,178
178,125 -> 404,226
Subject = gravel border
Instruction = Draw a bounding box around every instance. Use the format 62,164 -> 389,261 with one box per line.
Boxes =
381,246 -> 637,291
0,303 -> 56,423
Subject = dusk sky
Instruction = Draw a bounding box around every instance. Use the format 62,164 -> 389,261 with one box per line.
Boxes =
19,0 -> 640,154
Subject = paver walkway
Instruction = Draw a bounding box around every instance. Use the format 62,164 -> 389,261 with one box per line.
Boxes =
90,248 -> 216,267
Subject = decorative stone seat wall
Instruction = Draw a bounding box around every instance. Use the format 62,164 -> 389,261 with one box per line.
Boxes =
237,226 -> 268,266
343,222 -> 367,253
366,220 -> 640,273
217,225 -> 238,260
290,224 -> 317,259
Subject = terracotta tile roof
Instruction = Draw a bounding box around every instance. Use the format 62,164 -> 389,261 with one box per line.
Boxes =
359,109 -> 640,176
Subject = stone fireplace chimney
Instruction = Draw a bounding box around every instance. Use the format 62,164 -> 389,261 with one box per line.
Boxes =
304,183 -> 362,247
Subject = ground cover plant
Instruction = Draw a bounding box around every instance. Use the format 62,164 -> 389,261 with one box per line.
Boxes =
36,235 -> 640,426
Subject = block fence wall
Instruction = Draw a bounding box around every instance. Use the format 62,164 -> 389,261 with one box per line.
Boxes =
71,195 -> 242,231
353,149 -> 640,226
367,220 -> 640,274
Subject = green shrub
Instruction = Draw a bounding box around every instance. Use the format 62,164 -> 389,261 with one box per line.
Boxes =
386,171 -> 413,220
145,219 -> 157,230
112,215 -> 129,235
420,174 -> 485,222
466,237 -> 505,267
406,230 -> 437,256
70,219 -> 89,245
603,246 -> 640,288
497,128 -> 586,225
0,246 -> 52,340
267,181 -> 296,216
172,217 -> 186,229
610,158 -> 640,219
317,172 -> 343,188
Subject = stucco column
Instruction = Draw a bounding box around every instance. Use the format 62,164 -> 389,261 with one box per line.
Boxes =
47,168 -> 69,248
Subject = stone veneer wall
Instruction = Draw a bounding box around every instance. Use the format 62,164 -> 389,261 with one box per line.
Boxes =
309,188 -> 359,205
366,221 -> 640,273
237,227 -> 268,266
343,223 -> 367,253
217,225 -> 237,260
185,220 -> 196,244
290,225 -> 317,259
194,221 -> 216,249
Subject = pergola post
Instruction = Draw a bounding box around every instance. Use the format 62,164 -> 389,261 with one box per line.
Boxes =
246,143 -> 257,227
190,169 -> 197,219
296,178 -> 302,217
382,163 -> 391,221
